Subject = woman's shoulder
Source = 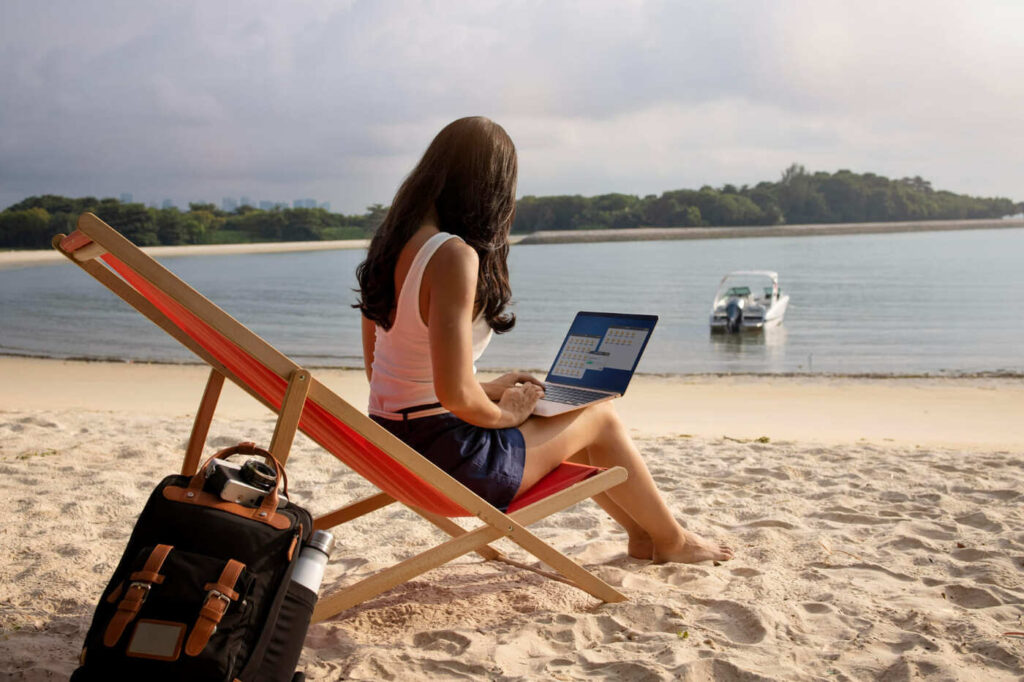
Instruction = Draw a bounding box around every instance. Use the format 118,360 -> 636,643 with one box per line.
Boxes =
431,235 -> 478,270
423,235 -> 478,302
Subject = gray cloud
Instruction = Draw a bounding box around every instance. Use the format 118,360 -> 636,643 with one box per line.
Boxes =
1,0 -> 1021,213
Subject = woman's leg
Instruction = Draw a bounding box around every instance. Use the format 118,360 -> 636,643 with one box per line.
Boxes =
569,449 -> 654,559
514,401 -> 733,563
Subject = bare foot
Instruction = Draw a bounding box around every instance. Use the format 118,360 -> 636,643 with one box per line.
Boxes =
627,532 -> 653,560
652,529 -> 734,564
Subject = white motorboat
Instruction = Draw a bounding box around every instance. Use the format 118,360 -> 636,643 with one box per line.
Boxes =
709,270 -> 789,333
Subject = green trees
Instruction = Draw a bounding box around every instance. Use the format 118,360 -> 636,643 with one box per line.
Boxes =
0,199 -> 381,249
0,207 -> 51,247
510,166 -> 1019,233
2,169 -> 1020,249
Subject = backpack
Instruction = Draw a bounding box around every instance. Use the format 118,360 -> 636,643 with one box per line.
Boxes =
72,443 -> 316,682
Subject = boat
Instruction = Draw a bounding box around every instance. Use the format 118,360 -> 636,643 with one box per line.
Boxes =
709,270 -> 789,333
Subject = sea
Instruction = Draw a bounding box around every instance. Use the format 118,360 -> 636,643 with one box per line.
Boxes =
1,227 -> 1022,376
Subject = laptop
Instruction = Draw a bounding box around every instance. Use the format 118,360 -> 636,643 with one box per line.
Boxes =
533,312 -> 658,417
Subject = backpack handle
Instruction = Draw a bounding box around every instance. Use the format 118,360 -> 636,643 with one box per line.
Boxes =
188,442 -> 289,515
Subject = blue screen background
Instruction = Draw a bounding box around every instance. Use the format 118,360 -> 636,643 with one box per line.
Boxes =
544,312 -> 658,394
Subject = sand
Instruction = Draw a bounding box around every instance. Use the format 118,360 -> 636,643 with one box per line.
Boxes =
1,358 -> 1022,679
0,238 -> 370,271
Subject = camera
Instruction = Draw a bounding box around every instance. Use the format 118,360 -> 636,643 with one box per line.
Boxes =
204,457 -> 288,509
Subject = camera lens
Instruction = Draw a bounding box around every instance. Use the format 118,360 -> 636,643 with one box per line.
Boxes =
240,460 -> 277,492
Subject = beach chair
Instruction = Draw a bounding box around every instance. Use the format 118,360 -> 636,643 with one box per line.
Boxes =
53,213 -> 628,622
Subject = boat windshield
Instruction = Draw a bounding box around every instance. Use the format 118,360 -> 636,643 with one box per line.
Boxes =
716,274 -> 778,302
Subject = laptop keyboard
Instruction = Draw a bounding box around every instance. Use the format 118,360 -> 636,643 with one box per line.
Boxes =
542,383 -> 608,406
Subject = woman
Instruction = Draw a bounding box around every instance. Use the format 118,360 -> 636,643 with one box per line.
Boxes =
355,117 -> 732,564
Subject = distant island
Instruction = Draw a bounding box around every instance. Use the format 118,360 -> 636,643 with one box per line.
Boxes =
1,165 -> 1020,249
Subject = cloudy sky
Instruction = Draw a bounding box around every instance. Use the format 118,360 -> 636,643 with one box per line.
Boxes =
2,0 -> 1021,213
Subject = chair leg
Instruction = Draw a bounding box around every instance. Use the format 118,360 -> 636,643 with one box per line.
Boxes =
269,369 -> 310,465
181,369 -> 225,475
312,468 -> 628,622
313,523 -> 506,621
501,468 -> 629,604
312,494 -> 502,561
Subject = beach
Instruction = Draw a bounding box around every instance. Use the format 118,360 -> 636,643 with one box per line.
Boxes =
1,357 -> 1022,679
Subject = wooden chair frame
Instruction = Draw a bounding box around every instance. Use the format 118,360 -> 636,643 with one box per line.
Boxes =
53,213 -> 628,622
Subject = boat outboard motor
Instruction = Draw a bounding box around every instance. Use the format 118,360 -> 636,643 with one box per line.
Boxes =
725,300 -> 743,333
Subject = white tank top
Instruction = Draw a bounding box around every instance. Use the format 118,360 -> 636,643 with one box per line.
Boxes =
368,232 -> 493,419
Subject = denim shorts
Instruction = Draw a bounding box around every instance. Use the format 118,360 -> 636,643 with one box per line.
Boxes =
370,411 -> 526,512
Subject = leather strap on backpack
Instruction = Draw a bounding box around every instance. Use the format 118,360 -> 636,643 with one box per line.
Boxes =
185,559 -> 246,656
103,544 -> 173,647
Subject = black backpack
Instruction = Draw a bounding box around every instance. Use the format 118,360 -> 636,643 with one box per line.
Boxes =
72,443 -> 316,682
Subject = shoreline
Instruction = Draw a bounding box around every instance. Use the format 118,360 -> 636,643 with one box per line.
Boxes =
517,217 -> 1024,245
1,350 -> 1020,380
3,218 -> 1022,270
2,356 -> 1021,449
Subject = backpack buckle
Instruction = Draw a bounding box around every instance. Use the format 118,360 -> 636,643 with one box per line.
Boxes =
205,589 -> 231,606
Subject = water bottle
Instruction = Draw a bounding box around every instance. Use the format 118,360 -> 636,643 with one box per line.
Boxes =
256,530 -> 335,682
291,530 -> 335,594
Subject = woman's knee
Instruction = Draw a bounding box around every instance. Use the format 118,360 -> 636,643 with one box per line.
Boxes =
584,400 -> 625,437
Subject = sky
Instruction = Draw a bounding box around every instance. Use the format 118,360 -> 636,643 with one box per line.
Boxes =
1,0 -> 1022,213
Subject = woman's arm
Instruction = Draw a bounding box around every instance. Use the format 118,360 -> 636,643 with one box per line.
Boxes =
426,240 -> 540,428
361,315 -> 376,383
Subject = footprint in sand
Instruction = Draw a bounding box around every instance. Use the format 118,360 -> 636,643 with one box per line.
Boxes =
951,547 -> 1004,563
880,535 -> 937,552
730,567 -> 762,578
885,630 -> 940,654
812,511 -> 892,525
696,599 -> 767,644
412,630 -> 471,655
744,518 -> 799,529
800,602 -> 833,614
117,446 -> 145,459
969,488 -> 1020,501
743,467 -> 790,480
907,523 -> 958,541
674,658 -> 776,681
879,657 -> 956,680
942,584 -> 1001,609
954,511 -> 1003,532
17,416 -> 61,429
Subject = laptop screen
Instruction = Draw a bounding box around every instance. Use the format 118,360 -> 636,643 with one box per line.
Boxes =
544,312 -> 658,395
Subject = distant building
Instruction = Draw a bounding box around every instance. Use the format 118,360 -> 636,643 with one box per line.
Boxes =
161,199 -> 175,210
319,201 -> 331,212
258,200 -> 275,210
222,197 -> 238,212
293,198 -> 318,209
120,192 -> 133,203
240,196 -> 253,208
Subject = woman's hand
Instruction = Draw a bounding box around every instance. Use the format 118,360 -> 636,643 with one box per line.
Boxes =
496,383 -> 544,428
483,372 -> 545,401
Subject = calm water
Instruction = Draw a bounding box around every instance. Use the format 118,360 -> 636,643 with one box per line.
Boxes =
1,228 -> 1022,375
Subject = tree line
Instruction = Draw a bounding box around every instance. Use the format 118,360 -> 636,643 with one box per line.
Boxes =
0,196 -> 386,249
512,165 -> 1020,232
1,165 -> 1020,249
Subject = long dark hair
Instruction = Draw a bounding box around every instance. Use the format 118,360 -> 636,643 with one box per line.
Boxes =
354,116 -> 517,333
